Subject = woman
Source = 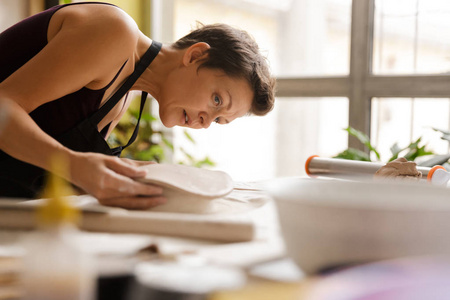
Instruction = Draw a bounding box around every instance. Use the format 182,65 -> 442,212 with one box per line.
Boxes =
0,2 -> 275,208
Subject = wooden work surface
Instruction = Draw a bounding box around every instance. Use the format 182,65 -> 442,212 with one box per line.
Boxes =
0,188 -> 301,299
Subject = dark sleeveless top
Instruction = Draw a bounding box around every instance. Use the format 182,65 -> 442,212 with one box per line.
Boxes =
0,2 -> 121,138
0,3 -> 162,198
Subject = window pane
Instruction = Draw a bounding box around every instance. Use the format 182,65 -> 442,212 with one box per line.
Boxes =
371,98 -> 450,162
173,0 -> 352,77
275,98 -> 349,177
373,0 -> 450,75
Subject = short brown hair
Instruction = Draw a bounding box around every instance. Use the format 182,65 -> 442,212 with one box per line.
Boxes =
173,23 -> 276,116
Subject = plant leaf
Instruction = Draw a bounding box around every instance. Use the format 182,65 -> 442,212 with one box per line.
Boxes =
194,156 -> 216,168
140,113 -> 158,122
390,137 -> 435,162
345,127 -> 380,160
179,147 -> 194,161
432,127 -> 450,136
389,142 -> 408,161
183,130 -> 196,144
135,145 -> 165,162
333,148 -> 371,161
162,137 -> 174,151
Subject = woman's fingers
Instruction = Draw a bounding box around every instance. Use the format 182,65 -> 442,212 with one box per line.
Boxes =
69,152 -> 165,209
120,158 -> 157,167
91,166 -> 161,200
103,168 -> 163,196
106,157 -> 148,178
98,196 -> 167,210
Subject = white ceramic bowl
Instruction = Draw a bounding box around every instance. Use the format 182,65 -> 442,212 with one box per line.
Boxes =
267,178 -> 450,275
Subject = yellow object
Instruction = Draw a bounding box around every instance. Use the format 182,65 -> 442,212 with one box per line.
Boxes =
209,282 -> 312,300
22,155 -> 94,300
37,154 -> 79,226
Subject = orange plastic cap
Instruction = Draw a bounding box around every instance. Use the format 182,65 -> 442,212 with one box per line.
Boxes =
305,155 -> 319,177
427,165 -> 446,182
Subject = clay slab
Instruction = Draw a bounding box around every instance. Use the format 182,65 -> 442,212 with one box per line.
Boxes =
137,164 -> 233,198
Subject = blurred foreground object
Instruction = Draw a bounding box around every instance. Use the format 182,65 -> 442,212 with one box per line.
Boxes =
211,257 -> 450,300
305,257 -> 450,300
21,154 -> 95,300
267,178 -> 450,275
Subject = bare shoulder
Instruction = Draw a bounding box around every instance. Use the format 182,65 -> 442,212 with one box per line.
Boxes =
0,3 -> 143,112
45,3 -> 141,87
48,3 -> 139,47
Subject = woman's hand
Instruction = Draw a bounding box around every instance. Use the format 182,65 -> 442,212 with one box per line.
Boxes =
69,152 -> 166,209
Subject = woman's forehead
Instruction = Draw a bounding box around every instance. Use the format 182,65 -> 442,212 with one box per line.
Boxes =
225,80 -> 253,117
212,71 -> 252,96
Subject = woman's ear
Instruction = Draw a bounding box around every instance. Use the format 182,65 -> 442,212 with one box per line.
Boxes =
182,42 -> 211,66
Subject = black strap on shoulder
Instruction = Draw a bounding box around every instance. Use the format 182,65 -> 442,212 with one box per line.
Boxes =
110,91 -> 148,156
90,41 -> 162,125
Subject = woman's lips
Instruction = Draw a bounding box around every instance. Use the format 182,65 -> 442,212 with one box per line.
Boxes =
184,110 -> 189,125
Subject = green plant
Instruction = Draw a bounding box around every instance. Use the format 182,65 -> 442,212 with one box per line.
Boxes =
177,130 -> 216,168
107,98 -> 168,162
334,126 -> 434,162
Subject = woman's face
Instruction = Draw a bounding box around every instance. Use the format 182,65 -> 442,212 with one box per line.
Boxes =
158,63 -> 253,129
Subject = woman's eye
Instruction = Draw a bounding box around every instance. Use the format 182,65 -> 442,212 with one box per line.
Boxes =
213,95 -> 221,106
214,117 -> 220,123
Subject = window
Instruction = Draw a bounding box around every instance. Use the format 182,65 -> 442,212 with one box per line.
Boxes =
152,0 -> 450,180
373,0 -> 450,75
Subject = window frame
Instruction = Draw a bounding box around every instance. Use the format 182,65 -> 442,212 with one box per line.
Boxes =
277,0 -> 450,150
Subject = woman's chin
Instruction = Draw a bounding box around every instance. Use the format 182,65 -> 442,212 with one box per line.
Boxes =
160,118 -> 176,128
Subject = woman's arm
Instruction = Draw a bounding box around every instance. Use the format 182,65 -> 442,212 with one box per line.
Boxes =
0,97 -> 164,209
0,6 -> 165,208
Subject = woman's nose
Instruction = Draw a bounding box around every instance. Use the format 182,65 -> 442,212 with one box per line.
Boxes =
198,112 -> 213,128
